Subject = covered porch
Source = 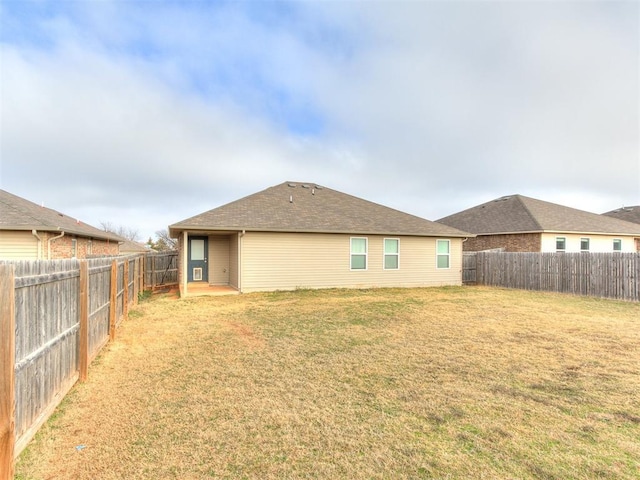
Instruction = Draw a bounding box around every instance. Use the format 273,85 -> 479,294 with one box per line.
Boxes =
176,230 -> 242,297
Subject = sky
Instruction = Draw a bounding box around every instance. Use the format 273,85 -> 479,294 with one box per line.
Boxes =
1,0 -> 639,243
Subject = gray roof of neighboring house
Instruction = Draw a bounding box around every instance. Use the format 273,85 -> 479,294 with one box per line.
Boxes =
603,205 -> 640,226
119,239 -> 150,253
437,194 -> 640,236
0,189 -> 124,242
169,181 -> 471,238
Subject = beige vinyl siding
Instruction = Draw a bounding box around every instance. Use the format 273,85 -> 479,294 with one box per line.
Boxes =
541,233 -> 638,253
229,233 -> 239,289
0,231 -> 40,259
208,236 -> 231,285
240,232 -> 462,293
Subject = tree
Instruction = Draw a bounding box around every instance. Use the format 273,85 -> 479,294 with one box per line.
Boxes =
149,229 -> 177,251
100,221 -> 141,242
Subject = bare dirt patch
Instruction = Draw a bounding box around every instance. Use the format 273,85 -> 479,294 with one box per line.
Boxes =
15,286 -> 640,479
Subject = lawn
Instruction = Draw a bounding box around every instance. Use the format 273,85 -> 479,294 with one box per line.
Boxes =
15,286 -> 640,479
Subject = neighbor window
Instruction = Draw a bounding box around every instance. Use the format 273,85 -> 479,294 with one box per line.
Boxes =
436,239 -> 450,269
556,237 -> 566,251
613,239 -> 622,251
580,238 -> 590,251
71,238 -> 77,258
351,237 -> 368,270
384,239 -> 399,270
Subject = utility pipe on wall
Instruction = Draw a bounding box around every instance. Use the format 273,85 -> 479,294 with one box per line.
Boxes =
47,231 -> 65,260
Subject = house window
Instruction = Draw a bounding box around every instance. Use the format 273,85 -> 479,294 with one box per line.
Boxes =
613,239 -> 622,251
384,239 -> 399,270
350,237 -> 367,270
71,238 -> 77,258
580,238 -> 590,251
436,239 -> 450,269
88,240 -> 93,255
556,237 -> 566,252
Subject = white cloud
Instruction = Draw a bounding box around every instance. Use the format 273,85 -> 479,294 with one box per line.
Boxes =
1,1 -> 638,241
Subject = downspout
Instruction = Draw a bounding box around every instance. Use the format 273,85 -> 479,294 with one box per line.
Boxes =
48,230 -> 65,260
31,230 -> 42,259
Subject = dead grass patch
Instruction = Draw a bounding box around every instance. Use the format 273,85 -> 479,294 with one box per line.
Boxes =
15,286 -> 640,479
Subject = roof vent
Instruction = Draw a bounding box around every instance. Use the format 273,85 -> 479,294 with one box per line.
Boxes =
301,184 -> 310,189
288,183 -> 297,188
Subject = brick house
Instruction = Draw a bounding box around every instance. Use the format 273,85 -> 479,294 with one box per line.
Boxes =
437,194 -> 640,253
0,189 -> 123,259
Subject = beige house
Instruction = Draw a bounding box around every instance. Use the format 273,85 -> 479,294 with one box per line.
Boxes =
169,182 -> 471,296
603,206 -> 640,250
438,194 -> 640,253
0,189 -> 123,259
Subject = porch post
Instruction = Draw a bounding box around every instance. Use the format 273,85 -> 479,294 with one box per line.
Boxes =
182,231 -> 188,296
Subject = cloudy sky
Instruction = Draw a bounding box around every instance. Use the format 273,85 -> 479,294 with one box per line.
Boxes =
1,0 -> 639,242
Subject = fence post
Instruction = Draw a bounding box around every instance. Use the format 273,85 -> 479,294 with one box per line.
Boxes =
123,259 -> 129,319
109,259 -> 117,341
133,257 -> 139,305
152,254 -> 156,289
140,255 -> 146,293
0,264 -> 16,480
79,261 -> 89,382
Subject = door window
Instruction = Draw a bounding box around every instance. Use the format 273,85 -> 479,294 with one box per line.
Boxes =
191,239 -> 205,260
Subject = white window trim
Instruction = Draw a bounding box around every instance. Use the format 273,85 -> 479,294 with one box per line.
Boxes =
383,238 -> 400,270
613,238 -> 622,251
436,239 -> 450,270
350,237 -> 368,271
556,237 -> 566,252
580,237 -> 590,252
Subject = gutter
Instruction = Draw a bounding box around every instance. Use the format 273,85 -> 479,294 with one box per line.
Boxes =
48,231 -> 65,260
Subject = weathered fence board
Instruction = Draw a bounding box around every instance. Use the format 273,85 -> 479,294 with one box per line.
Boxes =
0,254 -> 146,476
145,251 -> 178,288
464,252 -> 640,301
0,265 -> 15,480
462,253 -> 477,284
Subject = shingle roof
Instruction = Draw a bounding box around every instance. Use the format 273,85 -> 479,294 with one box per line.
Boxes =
437,194 -> 640,236
0,189 -> 123,242
169,181 -> 470,238
603,206 -> 640,226
119,239 -> 150,253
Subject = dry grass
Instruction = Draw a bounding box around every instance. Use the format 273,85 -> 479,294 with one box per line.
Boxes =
15,286 -> 640,479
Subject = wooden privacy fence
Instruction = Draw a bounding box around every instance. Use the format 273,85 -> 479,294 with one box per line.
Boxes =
0,255 -> 144,479
464,251 -> 640,301
145,251 -> 178,289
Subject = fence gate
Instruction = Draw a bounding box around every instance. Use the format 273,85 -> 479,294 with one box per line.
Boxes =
463,252 -> 477,284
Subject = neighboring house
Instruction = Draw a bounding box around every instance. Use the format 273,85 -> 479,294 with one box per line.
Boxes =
119,239 -> 150,255
0,189 -> 123,259
437,194 -> 640,253
168,181 -> 471,295
603,206 -> 640,225
603,206 -> 640,251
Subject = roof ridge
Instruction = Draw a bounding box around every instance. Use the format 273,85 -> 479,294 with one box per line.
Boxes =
513,194 -> 544,231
